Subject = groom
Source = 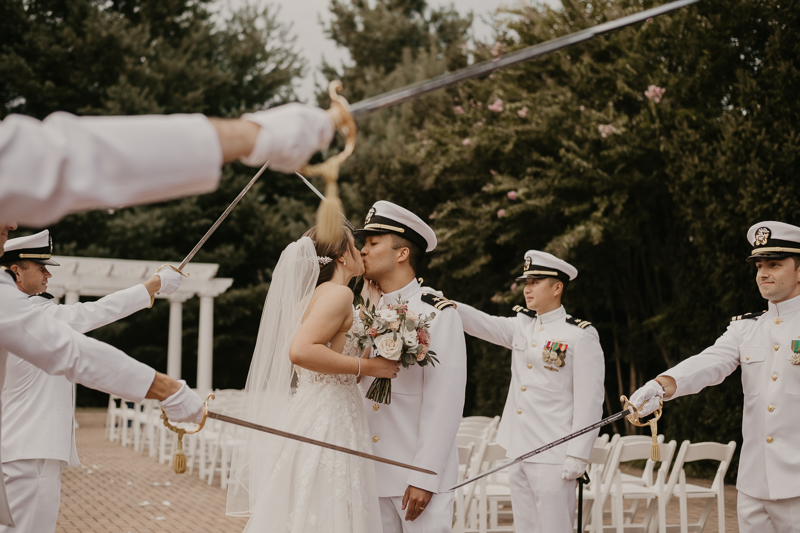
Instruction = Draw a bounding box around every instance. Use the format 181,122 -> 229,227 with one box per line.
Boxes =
355,201 -> 467,533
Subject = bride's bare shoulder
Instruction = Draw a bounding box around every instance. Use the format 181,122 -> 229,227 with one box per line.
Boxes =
311,283 -> 354,310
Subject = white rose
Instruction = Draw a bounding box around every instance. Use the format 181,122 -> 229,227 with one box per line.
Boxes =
376,333 -> 403,361
402,329 -> 419,350
377,308 -> 399,323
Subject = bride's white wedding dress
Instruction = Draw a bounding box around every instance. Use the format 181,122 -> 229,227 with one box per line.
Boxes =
241,313 -> 383,533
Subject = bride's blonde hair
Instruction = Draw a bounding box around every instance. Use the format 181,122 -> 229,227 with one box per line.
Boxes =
302,226 -> 356,286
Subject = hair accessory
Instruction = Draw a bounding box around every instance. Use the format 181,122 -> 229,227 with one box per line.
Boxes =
317,256 -> 333,265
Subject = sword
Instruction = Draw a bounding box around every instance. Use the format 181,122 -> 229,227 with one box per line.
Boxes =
175,160 -> 270,272
450,395 -> 662,490
347,0 -> 698,119
161,395 -> 435,476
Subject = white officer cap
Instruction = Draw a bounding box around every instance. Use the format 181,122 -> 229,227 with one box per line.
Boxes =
353,201 -> 437,252
516,250 -> 577,282
746,221 -> 800,262
1,230 -> 59,266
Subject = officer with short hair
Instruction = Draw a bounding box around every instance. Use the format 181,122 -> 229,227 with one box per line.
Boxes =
631,221 -> 800,533
455,250 -> 605,533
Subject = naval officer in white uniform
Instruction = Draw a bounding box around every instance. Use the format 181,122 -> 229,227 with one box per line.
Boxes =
631,221 -> 800,533
455,251 -> 605,533
0,230 -> 182,533
355,201 -> 467,533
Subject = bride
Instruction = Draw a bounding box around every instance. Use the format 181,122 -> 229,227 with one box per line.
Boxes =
227,226 -> 399,533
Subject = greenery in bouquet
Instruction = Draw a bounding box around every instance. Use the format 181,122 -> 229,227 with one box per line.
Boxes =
348,296 -> 439,404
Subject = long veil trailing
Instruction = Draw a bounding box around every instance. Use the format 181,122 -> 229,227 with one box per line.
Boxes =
226,236 -> 319,517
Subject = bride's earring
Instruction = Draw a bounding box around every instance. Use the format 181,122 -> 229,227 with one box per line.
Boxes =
344,260 -> 347,266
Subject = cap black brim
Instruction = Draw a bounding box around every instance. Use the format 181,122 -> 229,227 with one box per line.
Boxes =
746,253 -> 795,263
31,258 -> 60,266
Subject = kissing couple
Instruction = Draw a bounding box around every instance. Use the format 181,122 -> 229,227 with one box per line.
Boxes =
226,201 -> 467,533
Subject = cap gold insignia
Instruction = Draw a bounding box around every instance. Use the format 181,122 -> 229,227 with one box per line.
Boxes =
365,207 -> 376,225
524,256 -> 532,271
755,227 -> 770,246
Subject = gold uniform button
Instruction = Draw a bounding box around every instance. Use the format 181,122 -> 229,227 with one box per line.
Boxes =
531,342 -> 537,347
372,436 -> 379,443
774,344 -> 780,351
768,405 -> 775,412
521,386 -> 527,391
772,374 -> 778,381
775,318 -> 783,324
373,404 -> 379,411
539,327 -> 544,331
527,364 -> 533,369
746,356 -> 750,360
766,436 -> 774,444
517,409 -> 522,414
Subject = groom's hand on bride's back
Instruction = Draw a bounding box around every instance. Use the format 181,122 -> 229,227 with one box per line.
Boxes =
360,279 -> 382,308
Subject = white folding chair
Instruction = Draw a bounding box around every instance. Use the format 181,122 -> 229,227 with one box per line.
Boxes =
470,443 -> 513,533
576,438 -> 616,532
454,442 -> 476,533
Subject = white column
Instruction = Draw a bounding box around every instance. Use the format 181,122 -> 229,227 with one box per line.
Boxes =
64,290 -> 79,305
166,297 -> 186,380
196,295 -> 215,393
65,289 -> 80,428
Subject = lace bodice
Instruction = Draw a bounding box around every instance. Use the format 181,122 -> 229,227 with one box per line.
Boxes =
296,311 -> 364,388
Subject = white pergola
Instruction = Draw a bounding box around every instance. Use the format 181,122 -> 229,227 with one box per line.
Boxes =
48,255 -> 233,392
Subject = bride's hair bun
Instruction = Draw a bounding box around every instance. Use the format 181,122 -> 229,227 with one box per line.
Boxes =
302,225 -> 356,286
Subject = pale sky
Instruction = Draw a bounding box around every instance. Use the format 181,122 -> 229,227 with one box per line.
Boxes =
221,0 -> 559,101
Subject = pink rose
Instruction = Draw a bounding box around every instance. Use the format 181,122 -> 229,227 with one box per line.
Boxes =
462,138 -> 472,146
497,208 -> 506,218
517,107 -> 528,118
488,99 -> 504,113
453,105 -> 465,115
416,328 -> 430,347
507,190 -> 517,200
368,327 -> 379,338
417,345 -> 429,361
644,85 -> 666,104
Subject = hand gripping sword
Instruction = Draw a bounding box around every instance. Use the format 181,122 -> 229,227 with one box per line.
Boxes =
161,394 -> 435,476
450,395 -> 664,490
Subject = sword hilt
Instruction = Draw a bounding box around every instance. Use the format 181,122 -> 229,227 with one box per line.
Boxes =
160,393 -> 214,474
300,81 -> 357,245
620,394 -> 663,461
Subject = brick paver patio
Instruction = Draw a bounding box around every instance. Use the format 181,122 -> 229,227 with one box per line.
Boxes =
57,410 -> 740,532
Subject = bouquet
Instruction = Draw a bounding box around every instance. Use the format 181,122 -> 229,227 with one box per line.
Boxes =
348,296 -> 439,404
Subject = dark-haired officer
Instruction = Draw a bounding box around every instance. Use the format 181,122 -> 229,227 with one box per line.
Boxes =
631,221 -> 800,533
455,250 -> 605,533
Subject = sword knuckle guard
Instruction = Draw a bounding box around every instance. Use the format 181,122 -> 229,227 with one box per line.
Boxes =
620,394 -> 663,461
161,393 -> 215,474
300,81 -> 357,246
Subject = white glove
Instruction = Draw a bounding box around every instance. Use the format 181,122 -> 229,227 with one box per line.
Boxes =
160,381 -> 204,424
240,103 -> 335,172
561,456 -> 588,480
629,379 -> 665,417
156,267 -> 183,295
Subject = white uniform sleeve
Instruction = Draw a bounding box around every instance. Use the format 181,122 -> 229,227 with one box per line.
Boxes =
662,324 -> 741,399
406,308 -> 468,492
455,301 -> 517,349
0,112 -> 222,227
566,327 -> 605,461
41,285 -> 152,334
0,276 -> 155,402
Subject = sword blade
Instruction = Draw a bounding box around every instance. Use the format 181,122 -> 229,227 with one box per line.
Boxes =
350,0 -> 697,119
178,161 -> 270,271
450,409 -> 630,490
207,411 -> 436,475
294,172 -> 356,231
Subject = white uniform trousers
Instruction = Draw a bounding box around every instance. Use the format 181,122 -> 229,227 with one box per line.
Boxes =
509,463 -> 576,533
0,459 -> 64,533
738,491 -> 800,533
379,492 -> 454,533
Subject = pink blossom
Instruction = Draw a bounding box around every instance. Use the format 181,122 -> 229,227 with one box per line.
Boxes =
491,42 -> 503,57
598,124 -> 617,138
418,345 -> 429,360
646,17 -> 654,23
428,211 -> 438,220
490,293 -> 503,303
367,327 -> 379,338
644,85 -> 666,104
417,328 -> 430,347
517,106 -> 528,118
453,105 -> 465,115
507,190 -> 518,200
462,138 -> 472,146
488,99 -> 504,113
497,208 -> 506,218
510,282 -> 518,291
490,169 -> 498,176
579,105 -> 585,112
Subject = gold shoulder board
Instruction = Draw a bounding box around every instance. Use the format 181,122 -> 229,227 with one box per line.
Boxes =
512,305 -> 536,318
566,316 -> 592,329
421,292 -> 456,310
731,311 -> 766,322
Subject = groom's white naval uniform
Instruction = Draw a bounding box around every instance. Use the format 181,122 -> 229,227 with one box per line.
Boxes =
456,251 -> 605,533
0,230 -> 176,533
356,202 -> 467,533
